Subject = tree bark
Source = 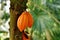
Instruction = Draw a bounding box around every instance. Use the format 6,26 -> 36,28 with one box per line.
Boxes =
10,0 -> 27,40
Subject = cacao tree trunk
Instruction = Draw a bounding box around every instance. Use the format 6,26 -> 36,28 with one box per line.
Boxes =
10,0 -> 27,40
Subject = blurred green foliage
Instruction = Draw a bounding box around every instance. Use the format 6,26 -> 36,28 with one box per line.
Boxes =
2,12 -> 10,21
27,0 -> 60,40
4,38 -> 9,40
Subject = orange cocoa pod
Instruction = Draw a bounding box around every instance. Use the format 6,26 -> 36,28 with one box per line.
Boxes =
17,11 -> 34,32
26,11 -> 34,28
17,12 -> 28,32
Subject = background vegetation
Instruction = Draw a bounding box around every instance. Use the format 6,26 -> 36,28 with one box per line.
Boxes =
0,0 -> 60,40
27,0 -> 60,40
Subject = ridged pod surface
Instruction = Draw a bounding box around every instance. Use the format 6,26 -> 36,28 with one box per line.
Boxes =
17,11 -> 33,32
26,12 -> 33,28
17,12 -> 28,32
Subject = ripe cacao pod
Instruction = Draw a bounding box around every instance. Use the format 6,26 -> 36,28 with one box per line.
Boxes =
17,12 -> 28,32
17,11 -> 33,32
